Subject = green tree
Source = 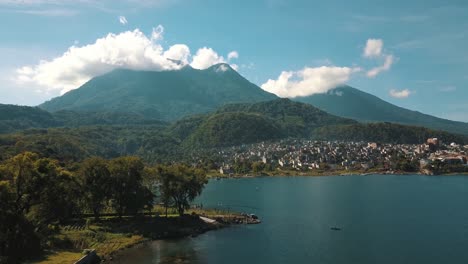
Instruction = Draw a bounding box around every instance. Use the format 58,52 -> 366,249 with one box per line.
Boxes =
29,158 -> 81,224
0,182 -> 41,264
0,152 -> 40,214
157,164 -> 207,217
108,157 -> 153,218
79,157 -> 112,220
251,161 -> 265,173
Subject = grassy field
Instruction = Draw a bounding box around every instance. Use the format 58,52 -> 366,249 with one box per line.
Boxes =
31,223 -> 146,264
31,208 -> 229,264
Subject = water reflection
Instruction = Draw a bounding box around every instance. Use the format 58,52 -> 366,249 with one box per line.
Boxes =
114,239 -> 203,264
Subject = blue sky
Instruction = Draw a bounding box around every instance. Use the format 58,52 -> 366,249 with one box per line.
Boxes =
0,0 -> 467,121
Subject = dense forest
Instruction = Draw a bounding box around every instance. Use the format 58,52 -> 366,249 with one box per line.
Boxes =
1,100 -> 467,166
0,152 -> 207,263
312,123 -> 468,145
0,103 -> 165,134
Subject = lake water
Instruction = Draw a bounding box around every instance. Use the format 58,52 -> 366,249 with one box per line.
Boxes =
118,175 -> 468,264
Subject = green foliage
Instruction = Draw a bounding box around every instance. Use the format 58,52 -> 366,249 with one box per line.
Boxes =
0,201 -> 42,263
313,122 -> 468,144
217,98 -> 356,137
175,99 -> 356,149
0,153 -> 78,263
1,152 -> 207,262
185,112 -> 284,148
108,157 -> 153,217
156,164 -> 207,216
0,125 -> 179,164
79,157 -> 112,220
0,104 -> 166,134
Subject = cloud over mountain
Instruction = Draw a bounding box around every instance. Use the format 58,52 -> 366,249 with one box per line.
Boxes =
261,66 -> 361,98
389,89 -> 412,98
260,38 -> 399,98
15,26 -> 238,95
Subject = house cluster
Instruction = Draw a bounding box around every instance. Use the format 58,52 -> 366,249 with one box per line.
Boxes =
215,138 -> 468,174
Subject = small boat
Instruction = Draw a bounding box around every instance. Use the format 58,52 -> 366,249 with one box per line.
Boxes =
330,227 -> 342,231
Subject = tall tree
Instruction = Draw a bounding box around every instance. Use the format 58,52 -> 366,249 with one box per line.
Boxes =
157,164 -> 207,217
79,157 -> 111,220
108,157 -> 153,218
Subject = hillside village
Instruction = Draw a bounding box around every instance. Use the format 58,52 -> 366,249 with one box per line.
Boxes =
215,138 -> 468,175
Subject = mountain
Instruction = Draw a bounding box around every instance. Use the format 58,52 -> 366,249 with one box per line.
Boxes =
40,64 -> 278,121
294,86 -> 468,136
1,99 -> 466,163
0,104 -> 165,134
170,99 -> 357,148
0,104 -> 59,133
215,98 -> 357,137
184,112 -> 285,148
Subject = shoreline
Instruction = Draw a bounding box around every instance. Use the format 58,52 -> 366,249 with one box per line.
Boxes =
34,212 -> 257,264
208,170 -> 468,179
103,216 -> 224,263
106,214 -> 260,263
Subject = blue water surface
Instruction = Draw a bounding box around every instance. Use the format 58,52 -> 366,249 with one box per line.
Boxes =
120,175 -> 468,264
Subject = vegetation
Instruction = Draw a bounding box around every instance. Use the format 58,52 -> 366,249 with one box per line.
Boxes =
295,86 -> 468,136
312,122 -> 468,144
1,100 -> 466,167
39,65 -> 277,121
156,165 -> 207,216
216,98 -> 356,137
0,152 -> 208,263
0,103 -> 165,134
185,112 -> 284,148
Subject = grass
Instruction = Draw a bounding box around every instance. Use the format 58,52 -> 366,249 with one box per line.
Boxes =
32,224 -> 146,264
31,208 -> 230,264
32,251 -> 83,264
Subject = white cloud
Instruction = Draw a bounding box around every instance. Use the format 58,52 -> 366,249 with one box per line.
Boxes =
190,47 -> 225,70
190,48 -> 238,70
366,54 -> 394,78
389,89 -> 412,99
163,44 -> 191,65
227,51 -> 239,61
363,38 -> 383,58
16,26 -> 236,95
261,66 -> 361,98
363,38 -> 394,78
119,15 -> 128,25
215,64 -> 229,72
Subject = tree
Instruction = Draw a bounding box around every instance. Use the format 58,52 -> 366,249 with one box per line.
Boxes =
30,158 -> 81,224
251,161 -> 265,173
157,164 -> 207,217
0,164 -> 42,263
79,157 -> 112,220
108,157 -> 153,218
0,152 -> 40,214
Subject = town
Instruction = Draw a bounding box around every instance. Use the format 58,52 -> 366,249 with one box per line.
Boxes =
213,138 -> 468,176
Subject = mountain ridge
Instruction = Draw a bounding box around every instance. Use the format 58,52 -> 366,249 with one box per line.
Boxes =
39,64 -> 278,121
294,86 -> 468,135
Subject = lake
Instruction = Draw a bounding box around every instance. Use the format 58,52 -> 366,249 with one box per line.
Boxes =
117,175 -> 468,264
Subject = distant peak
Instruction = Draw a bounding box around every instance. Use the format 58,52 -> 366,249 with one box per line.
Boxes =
208,63 -> 234,73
